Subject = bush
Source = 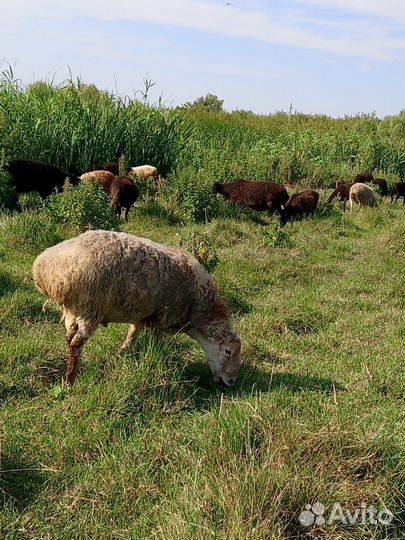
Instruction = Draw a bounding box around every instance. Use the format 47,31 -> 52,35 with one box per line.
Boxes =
18,191 -> 43,211
0,169 -> 14,209
180,229 -> 220,272
261,219 -> 291,247
165,167 -> 220,223
42,181 -> 119,232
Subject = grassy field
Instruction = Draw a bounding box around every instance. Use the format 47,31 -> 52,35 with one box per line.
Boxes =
1,194 -> 405,539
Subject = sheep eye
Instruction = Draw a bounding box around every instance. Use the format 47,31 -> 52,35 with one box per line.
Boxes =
225,348 -> 232,356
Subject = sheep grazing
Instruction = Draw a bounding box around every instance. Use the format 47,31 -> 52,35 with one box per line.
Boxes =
80,170 -> 115,193
130,165 -> 158,180
5,159 -> 80,198
354,172 -> 374,183
349,183 -> 378,209
110,175 -> 139,221
391,182 -> 405,204
85,161 -> 119,176
327,182 -> 354,211
213,180 -> 289,214
280,189 -> 319,226
80,172 -> 138,221
335,180 -> 347,188
370,178 -> 388,196
102,162 -> 120,175
32,230 -> 242,387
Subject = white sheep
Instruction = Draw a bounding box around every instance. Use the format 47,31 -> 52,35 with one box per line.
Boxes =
349,183 -> 378,210
129,164 -> 158,180
32,230 -> 241,387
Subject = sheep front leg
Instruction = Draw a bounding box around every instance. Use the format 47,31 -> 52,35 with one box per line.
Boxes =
66,319 -> 98,386
120,324 -> 138,352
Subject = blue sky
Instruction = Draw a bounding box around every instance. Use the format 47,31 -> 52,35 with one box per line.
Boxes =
1,0 -> 404,116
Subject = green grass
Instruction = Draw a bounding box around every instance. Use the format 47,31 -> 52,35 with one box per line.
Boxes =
1,196 -> 405,539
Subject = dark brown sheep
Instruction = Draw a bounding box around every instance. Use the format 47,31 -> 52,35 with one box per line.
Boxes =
111,175 -> 139,221
370,178 -> 388,196
354,172 -> 374,183
335,180 -> 347,188
5,159 -> 80,198
391,182 -> 405,205
280,190 -> 319,226
213,180 -> 289,214
327,182 -> 355,211
85,161 -> 119,176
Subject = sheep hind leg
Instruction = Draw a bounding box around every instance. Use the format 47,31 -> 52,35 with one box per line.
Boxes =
120,324 -> 139,352
124,205 -> 132,222
66,318 -> 98,386
64,310 -> 78,346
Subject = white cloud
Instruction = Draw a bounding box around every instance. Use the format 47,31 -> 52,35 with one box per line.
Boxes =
3,0 -> 404,60
296,0 -> 405,24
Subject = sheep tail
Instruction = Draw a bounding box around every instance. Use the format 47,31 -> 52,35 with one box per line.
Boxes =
42,299 -> 66,322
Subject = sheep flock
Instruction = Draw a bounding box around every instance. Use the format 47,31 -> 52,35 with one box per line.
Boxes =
3,157 -> 403,387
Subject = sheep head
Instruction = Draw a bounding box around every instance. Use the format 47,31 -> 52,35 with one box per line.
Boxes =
213,182 -> 224,195
189,325 -> 242,387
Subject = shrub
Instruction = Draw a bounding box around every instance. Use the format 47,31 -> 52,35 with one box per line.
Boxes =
180,229 -> 220,272
18,191 -> 43,211
0,169 -> 14,209
42,181 -> 118,232
261,219 -> 291,247
165,167 -> 220,223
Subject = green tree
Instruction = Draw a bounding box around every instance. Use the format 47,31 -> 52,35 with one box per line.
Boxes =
187,93 -> 224,113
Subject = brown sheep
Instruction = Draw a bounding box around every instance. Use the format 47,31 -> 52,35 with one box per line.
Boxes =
213,180 -> 289,214
349,183 -> 378,209
80,170 -> 115,193
335,180 -> 347,188
111,176 -> 139,222
391,182 -> 405,204
354,172 -> 374,183
85,161 -> 119,175
327,182 -> 355,211
370,178 -> 388,196
32,230 -> 242,387
280,190 -> 319,226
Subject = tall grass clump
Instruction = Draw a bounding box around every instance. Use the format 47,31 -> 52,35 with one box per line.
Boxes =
0,72 -> 192,176
0,211 -> 63,253
1,70 -> 404,225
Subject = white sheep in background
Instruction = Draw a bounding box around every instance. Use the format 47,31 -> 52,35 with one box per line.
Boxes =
349,183 -> 378,210
32,230 -> 241,387
129,164 -> 158,180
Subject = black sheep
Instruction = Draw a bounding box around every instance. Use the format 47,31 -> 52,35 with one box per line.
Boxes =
391,182 -> 405,205
5,159 -> 80,198
370,178 -> 388,197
